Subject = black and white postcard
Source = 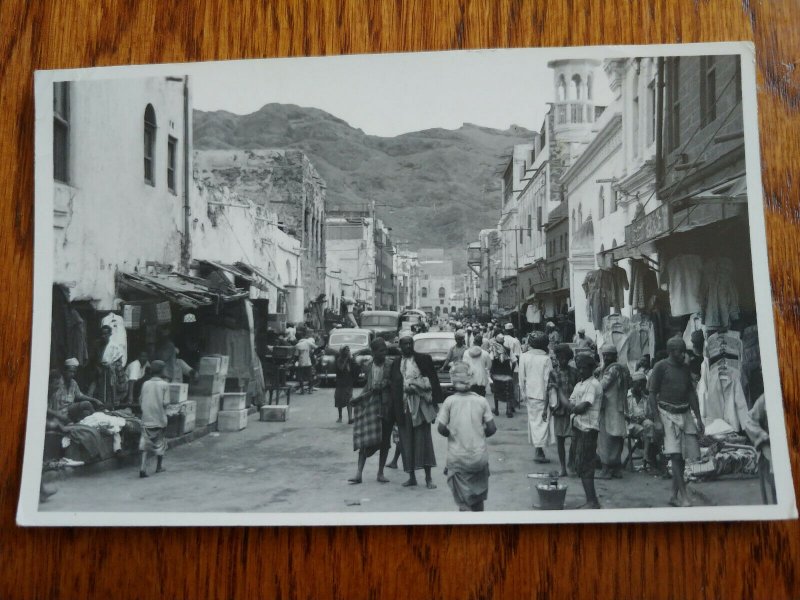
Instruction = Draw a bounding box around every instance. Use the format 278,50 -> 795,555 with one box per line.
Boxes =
19,42 -> 797,526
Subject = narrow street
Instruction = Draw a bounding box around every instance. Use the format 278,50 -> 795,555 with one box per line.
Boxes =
42,386 -> 763,514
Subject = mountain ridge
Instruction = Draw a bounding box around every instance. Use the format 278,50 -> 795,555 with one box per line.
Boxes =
193,103 -> 534,267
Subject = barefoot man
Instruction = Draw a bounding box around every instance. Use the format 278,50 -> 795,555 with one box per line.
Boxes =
648,337 -> 704,507
348,338 -> 396,484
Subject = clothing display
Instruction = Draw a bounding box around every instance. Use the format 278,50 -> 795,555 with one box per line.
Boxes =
101,313 -> 128,366
663,254 -> 703,316
698,359 -> 750,431
50,286 -> 90,368
601,313 -> 633,366
609,265 -> 630,311
582,270 -> 611,331
700,256 -> 740,328
626,313 -> 656,369
628,259 -> 659,310
682,313 -> 705,351
202,326 -> 253,379
740,325 -> 762,406
704,331 -> 743,369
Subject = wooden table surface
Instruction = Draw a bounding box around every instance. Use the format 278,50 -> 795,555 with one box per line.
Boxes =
1,1 -> 798,598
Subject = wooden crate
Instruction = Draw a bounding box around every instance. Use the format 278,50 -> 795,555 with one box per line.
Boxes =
217,408 -> 248,432
260,405 -> 289,422
191,393 -> 220,428
221,393 -> 247,411
168,383 -> 188,405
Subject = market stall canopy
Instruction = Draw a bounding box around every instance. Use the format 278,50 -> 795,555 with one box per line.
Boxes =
117,271 -> 248,308
233,261 -> 285,293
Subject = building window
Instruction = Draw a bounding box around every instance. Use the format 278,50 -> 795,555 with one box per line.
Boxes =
440,299 -> 444,305
53,82 -> 70,183
647,79 -> 656,145
421,287 -> 427,298
572,209 -> 576,232
598,187 -> 605,220
701,56 -> 717,127
144,104 -> 158,186
557,104 -> 567,125
439,287 -> 446,299
167,136 -> 177,193
587,74 -> 593,100
537,206 -> 543,229
611,189 -> 618,213
557,75 -> 567,101
668,58 -> 681,151
578,203 -> 583,225
527,214 -> 532,237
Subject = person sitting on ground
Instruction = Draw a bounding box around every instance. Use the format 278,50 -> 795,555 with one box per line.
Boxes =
436,363 -> 497,512
139,360 -> 171,478
568,353 -> 604,509
48,358 -> 103,424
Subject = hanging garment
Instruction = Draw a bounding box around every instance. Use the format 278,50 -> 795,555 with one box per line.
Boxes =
628,259 -> 659,310
682,313 -> 705,351
664,254 -> 703,316
583,270 -> 612,331
601,313 -> 632,366
700,256 -> 740,328
627,313 -> 655,369
699,359 -> 749,431
609,265 -> 630,311
704,331 -> 742,369
101,313 -> 128,366
740,325 -> 761,406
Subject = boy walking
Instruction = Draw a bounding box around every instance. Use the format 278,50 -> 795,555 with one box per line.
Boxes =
437,363 -> 497,511
139,360 -> 170,478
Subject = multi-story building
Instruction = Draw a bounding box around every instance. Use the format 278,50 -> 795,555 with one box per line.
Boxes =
417,248 -> 460,317
497,143 -> 534,279
394,250 -> 420,311
477,228 -> 503,313
193,148 -> 327,311
373,221 -> 396,310
52,76 -> 191,309
326,214 -> 376,308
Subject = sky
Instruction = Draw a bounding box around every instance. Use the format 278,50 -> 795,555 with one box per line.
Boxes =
191,49 -> 614,137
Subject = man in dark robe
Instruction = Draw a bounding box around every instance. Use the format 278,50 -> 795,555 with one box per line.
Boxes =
391,333 -> 442,489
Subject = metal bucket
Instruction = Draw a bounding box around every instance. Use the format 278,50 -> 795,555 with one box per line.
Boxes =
528,472 -> 567,510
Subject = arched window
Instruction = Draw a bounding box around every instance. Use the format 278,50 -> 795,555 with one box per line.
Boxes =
443,307 -> 448,314
286,259 -> 292,285
598,187 -> 605,220
438,287 -> 446,299
144,104 -> 157,185
557,75 -> 567,101
568,78 -> 577,101
572,209 -> 577,232
572,74 -> 583,100
421,287 -> 428,298
587,74 -> 593,100
578,203 -> 583,225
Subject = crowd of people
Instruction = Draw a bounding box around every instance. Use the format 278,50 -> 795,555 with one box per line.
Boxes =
331,315 -> 775,512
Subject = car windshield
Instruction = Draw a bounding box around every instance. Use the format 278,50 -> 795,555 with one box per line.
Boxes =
361,315 -> 398,327
328,333 -> 369,350
401,315 -> 421,324
414,338 -> 455,354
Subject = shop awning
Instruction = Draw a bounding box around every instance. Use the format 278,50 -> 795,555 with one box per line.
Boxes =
117,271 -> 248,308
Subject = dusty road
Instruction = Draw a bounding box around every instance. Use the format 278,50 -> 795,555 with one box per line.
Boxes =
41,386 -> 763,514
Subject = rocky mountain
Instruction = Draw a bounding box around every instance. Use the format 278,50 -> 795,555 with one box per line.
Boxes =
193,103 -> 534,267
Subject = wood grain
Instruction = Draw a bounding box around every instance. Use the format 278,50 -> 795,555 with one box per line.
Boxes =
1,1 -> 798,598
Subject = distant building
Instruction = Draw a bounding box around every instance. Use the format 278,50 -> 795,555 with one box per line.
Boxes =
417,249 -> 459,317
394,250 -> 420,310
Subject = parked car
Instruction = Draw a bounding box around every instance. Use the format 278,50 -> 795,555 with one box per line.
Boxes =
318,328 -> 373,385
359,310 -> 401,342
412,331 -> 456,391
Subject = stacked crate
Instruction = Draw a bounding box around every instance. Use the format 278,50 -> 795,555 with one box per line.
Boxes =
189,355 -> 228,428
217,393 -> 248,432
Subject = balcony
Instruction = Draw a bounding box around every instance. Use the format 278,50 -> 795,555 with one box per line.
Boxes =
555,102 -> 593,126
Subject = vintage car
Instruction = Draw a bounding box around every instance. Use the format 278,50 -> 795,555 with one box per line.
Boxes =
318,328 -> 373,385
359,310 -> 401,342
412,331 -> 456,391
